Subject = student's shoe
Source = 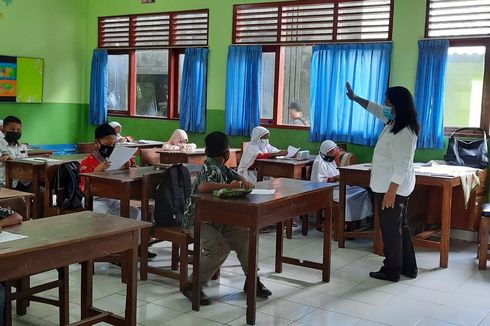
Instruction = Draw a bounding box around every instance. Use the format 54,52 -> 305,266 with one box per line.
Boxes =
182,283 -> 211,306
369,267 -> 399,282
402,269 -> 418,279
147,251 -> 157,259
243,277 -> 272,298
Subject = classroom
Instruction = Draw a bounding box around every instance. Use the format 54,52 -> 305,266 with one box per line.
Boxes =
1,0 -> 490,325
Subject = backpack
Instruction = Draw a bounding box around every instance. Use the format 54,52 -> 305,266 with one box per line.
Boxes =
154,164 -> 192,227
54,161 -> 84,209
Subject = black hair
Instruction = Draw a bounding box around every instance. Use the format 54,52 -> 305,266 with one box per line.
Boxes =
288,100 -> 303,112
95,123 -> 117,140
3,116 -> 22,126
387,86 -> 420,136
205,131 -> 229,158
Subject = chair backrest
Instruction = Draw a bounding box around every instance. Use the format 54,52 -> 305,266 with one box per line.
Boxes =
337,150 -> 356,167
141,172 -> 162,222
0,197 -> 28,220
140,148 -> 160,166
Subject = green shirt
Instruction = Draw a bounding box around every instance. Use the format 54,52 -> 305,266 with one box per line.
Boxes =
182,157 -> 241,230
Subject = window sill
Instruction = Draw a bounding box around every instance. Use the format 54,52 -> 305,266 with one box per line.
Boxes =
260,123 -> 310,131
108,112 -> 180,121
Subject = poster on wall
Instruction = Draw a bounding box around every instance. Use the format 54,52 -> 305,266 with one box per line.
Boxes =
0,55 -> 43,103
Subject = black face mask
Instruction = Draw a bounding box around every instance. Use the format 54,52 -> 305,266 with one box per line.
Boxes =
5,131 -> 21,144
321,153 -> 335,162
99,144 -> 115,158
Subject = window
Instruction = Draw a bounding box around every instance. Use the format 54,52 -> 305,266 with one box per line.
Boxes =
98,10 -> 208,119
234,0 -> 393,128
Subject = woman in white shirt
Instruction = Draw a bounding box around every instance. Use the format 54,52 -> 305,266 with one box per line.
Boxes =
346,82 -> 419,282
310,139 -> 372,223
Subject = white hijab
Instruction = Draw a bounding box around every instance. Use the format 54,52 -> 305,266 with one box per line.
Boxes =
162,129 -> 196,151
310,140 -> 339,182
238,126 -> 279,172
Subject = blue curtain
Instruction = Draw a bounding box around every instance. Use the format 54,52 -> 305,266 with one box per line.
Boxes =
89,49 -> 108,125
415,39 -> 449,149
225,45 -> 262,136
310,43 -> 392,146
180,48 -> 208,133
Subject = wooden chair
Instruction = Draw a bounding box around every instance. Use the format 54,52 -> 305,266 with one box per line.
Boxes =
44,163 -> 84,217
478,203 -> 490,269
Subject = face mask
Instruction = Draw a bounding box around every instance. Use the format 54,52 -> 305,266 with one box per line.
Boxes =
261,139 -> 269,146
321,153 -> 335,162
99,144 -> 115,158
5,131 -> 21,143
383,106 -> 395,121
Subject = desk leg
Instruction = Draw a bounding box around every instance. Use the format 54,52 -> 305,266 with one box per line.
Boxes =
80,260 -> 94,319
246,227 -> 258,325
323,198 -> 332,282
32,172 -> 41,219
140,227 -> 150,280
25,197 -> 32,220
125,231 -> 138,325
58,267 -> 69,325
275,221 -> 284,273
440,185 -> 452,268
84,179 -> 93,211
120,183 -> 131,218
257,165 -> 264,182
338,174 -> 346,248
192,219 -> 201,311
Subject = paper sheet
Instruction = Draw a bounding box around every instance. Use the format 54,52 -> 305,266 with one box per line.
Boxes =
250,189 -> 276,195
107,146 -> 138,171
0,231 -> 28,244
286,146 -> 300,158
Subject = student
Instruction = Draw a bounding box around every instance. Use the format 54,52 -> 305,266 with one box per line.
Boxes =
0,119 -> 4,138
0,207 -> 23,326
108,121 -> 133,143
80,124 -> 141,220
161,129 -> 196,152
181,131 -> 272,305
311,140 -> 372,224
288,101 -> 310,126
237,126 -> 288,183
0,116 -> 28,188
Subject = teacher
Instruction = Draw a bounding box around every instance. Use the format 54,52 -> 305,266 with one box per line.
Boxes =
346,82 -> 419,282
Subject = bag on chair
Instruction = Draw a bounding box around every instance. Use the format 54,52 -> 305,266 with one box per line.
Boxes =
54,161 -> 84,209
153,164 -> 192,226
444,127 -> 488,169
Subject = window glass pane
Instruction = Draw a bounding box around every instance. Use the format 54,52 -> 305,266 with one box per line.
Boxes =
282,46 -> 311,126
107,54 -> 129,111
135,49 -> 168,117
444,46 -> 485,128
260,52 -> 275,120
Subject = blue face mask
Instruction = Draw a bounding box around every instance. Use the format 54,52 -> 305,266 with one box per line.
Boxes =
383,106 -> 395,121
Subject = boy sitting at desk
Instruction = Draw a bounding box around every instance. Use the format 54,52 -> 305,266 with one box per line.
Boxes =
181,131 -> 272,305
79,124 -> 141,220
0,207 -> 23,326
0,116 -> 29,188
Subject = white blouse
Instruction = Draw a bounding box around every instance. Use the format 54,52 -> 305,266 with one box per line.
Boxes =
368,102 -> 417,197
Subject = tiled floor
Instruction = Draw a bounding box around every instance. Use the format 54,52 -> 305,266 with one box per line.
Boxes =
10,227 -> 490,326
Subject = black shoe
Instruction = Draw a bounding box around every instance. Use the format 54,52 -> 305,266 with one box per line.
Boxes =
243,277 -> 272,298
147,251 -> 157,259
182,283 -> 211,306
402,269 -> 418,279
369,268 -> 399,282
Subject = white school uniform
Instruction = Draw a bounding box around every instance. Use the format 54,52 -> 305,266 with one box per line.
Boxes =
0,138 -> 28,187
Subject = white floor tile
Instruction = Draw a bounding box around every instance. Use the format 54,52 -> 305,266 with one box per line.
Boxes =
258,299 -> 316,321
428,305 -> 486,326
297,309 -> 360,326
322,297 -> 378,319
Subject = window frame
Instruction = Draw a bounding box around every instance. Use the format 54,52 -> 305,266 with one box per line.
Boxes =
234,0 -> 394,129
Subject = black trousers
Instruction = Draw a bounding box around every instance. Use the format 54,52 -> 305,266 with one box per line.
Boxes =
375,193 -> 417,276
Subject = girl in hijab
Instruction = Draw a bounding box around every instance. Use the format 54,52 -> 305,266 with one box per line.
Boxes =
108,121 -> 133,143
162,129 -> 197,152
237,126 -> 288,182
311,140 -> 372,223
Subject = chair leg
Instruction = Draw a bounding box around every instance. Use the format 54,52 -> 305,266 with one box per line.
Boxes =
171,243 -> 179,271
286,219 -> 293,239
479,219 -> 489,270
140,228 -> 150,281
211,269 -> 220,280
179,243 -> 188,292
4,281 -> 12,326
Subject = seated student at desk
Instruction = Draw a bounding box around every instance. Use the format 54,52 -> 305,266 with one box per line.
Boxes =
0,207 -> 23,326
108,121 -> 133,143
80,124 -> 141,220
0,116 -> 29,189
237,126 -> 288,183
0,119 -> 4,138
310,140 -> 372,226
161,129 -> 196,152
181,131 -> 272,305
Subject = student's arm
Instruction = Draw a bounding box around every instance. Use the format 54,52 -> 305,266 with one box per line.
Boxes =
0,154 -> 10,163
346,82 -> 369,109
93,161 -> 111,172
197,181 -> 243,193
0,212 -> 23,227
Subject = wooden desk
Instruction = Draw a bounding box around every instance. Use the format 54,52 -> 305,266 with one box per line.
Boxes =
0,211 -> 150,325
120,140 -> 165,149
5,156 -> 85,218
255,156 -> 315,182
81,166 -> 165,218
26,149 -> 53,157
192,178 -> 333,325
156,148 -> 240,168
337,164 -> 463,268
0,188 -> 34,220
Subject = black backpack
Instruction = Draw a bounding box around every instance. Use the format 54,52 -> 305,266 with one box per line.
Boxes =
54,161 -> 84,209
154,164 -> 192,227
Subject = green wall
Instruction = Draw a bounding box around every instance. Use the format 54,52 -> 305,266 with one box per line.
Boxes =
0,0 -> 454,164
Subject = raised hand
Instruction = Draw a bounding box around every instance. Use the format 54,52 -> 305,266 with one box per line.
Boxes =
346,82 -> 356,100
